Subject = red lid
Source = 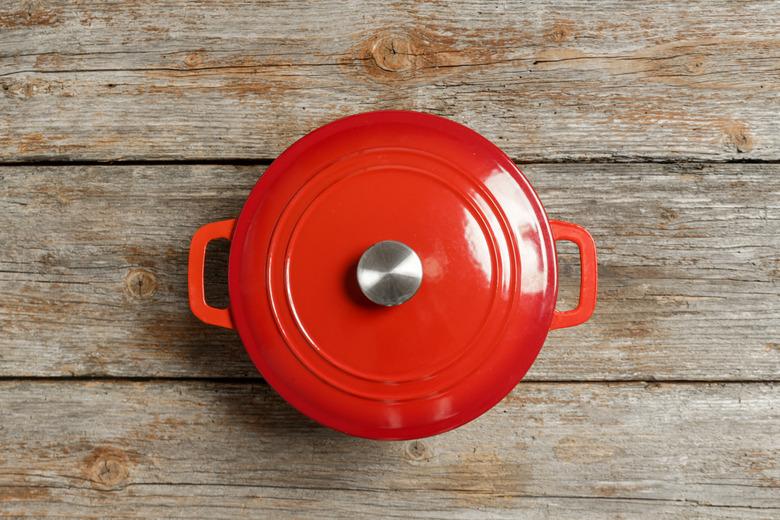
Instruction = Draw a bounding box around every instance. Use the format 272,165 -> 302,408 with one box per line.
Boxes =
228,111 -> 558,439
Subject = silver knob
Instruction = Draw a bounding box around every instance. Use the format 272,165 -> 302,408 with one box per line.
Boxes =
357,241 -> 423,306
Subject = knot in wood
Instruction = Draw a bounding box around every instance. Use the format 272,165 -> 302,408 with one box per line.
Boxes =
183,51 -> 203,68
722,120 -> 754,154
370,33 -> 418,73
83,447 -> 130,489
94,457 -> 127,486
125,268 -> 158,300
404,440 -> 432,462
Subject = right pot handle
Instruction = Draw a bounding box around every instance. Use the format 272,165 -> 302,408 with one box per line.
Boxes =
549,220 -> 597,330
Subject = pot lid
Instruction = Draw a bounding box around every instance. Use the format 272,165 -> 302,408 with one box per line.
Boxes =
228,111 -> 557,439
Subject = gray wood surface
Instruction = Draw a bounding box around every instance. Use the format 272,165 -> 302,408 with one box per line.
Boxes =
0,0 -> 778,162
1,163 -> 777,380
0,381 -> 777,519
1,1 -> 778,518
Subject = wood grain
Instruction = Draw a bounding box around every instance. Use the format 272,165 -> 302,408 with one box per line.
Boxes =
0,163 -> 777,380
0,1 -> 779,162
2,2 -> 778,518
0,380 -> 777,519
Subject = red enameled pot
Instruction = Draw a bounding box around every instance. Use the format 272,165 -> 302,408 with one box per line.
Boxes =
188,111 -> 597,440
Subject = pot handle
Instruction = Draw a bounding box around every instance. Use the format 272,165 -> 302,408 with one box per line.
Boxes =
549,220 -> 597,330
188,219 -> 236,329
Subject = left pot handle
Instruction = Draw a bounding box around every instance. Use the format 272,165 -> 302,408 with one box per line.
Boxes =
188,219 -> 236,329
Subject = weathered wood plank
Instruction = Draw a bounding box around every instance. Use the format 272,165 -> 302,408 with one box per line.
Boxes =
1,1 -> 779,162
0,163 -> 777,379
0,381 -> 776,518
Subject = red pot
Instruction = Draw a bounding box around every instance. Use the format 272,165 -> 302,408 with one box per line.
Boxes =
188,111 -> 597,440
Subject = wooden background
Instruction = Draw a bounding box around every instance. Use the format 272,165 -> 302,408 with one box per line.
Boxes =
1,1 -> 778,518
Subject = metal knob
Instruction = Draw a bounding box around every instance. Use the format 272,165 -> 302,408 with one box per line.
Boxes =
357,241 -> 423,306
